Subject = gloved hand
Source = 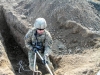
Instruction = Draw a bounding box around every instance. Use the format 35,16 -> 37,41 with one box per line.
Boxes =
45,53 -> 49,57
42,59 -> 48,64
42,59 -> 46,64
35,45 -> 41,50
31,47 -> 37,53
31,45 -> 41,52
42,54 -> 49,64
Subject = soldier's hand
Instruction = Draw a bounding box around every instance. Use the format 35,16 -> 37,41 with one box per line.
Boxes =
42,59 -> 48,64
45,53 -> 49,57
31,48 -> 37,53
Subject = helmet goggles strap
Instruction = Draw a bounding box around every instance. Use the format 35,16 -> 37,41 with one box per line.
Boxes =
37,28 -> 45,30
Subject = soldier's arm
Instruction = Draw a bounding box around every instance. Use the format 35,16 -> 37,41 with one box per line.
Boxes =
24,29 -> 33,51
44,31 -> 53,56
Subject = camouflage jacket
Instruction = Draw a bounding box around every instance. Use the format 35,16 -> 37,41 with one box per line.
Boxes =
24,28 -> 53,55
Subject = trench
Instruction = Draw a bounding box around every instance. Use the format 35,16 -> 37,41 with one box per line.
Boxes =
0,6 -> 33,75
0,6 -> 50,75
0,24 -> 32,75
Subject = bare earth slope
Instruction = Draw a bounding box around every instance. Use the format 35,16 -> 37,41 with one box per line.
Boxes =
15,0 -> 100,31
55,48 -> 100,75
14,0 -> 100,54
14,0 -> 100,75
0,0 -> 100,75
0,34 -> 15,75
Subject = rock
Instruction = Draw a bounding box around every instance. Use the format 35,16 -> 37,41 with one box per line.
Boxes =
20,15 -> 27,19
65,20 -> 93,37
96,70 -> 100,75
53,39 -> 66,51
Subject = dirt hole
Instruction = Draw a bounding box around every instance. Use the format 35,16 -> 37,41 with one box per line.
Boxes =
0,6 -> 51,75
0,6 -> 33,75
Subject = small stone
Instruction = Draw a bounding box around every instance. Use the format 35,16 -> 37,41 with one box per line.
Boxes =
28,24 -> 31,26
96,70 -> 100,75
20,15 -> 27,19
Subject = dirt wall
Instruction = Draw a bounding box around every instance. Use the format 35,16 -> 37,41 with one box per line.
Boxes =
13,0 -> 100,55
0,5 -> 15,75
2,5 -> 30,55
2,0 -> 100,56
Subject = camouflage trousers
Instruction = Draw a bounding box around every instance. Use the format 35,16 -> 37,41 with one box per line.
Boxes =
28,50 -> 54,72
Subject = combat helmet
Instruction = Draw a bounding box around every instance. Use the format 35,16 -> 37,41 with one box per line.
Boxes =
34,18 -> 47,29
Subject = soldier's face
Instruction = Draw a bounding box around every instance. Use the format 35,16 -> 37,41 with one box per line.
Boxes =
37,29 -> 44,34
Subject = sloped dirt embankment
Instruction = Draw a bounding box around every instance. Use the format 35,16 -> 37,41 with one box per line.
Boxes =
0,0 -> 100,75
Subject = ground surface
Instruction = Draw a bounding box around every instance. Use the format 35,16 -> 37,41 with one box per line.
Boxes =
14,0 -> 100,54
0,0 -> 100,75
0,35 -> 15,75
55,48 -> 100,75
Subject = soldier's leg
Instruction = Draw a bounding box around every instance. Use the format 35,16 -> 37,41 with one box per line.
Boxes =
28,50 -> 38,71
42,54 -> 54,74
46,56 -> 54,72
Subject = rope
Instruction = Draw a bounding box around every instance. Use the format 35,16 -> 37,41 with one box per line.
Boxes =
18,60 -> 31,73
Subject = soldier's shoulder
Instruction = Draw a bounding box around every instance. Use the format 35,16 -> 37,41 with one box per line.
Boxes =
45,29 -> 51,37
25,27 -> 35,36
45,29 -> 50,34
27,27 -> 36,33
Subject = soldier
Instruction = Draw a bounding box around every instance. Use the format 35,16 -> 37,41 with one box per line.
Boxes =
24,18 -> 54,74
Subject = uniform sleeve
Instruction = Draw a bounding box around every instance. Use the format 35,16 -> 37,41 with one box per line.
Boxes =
24,29 -> 33,51
44,31 -> 53,55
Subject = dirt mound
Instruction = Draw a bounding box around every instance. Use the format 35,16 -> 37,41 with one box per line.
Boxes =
88,0 -> 100,15
14,0 -> 100,55
55,48 -> 100,75
15,0 -> 100,30
0,0 -> 100,75
13,1 -> 100,74
12,1 -> 100,74
0,34 -> 15,75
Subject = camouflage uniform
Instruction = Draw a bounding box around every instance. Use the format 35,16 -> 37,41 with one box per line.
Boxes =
24,27 -> 54,71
